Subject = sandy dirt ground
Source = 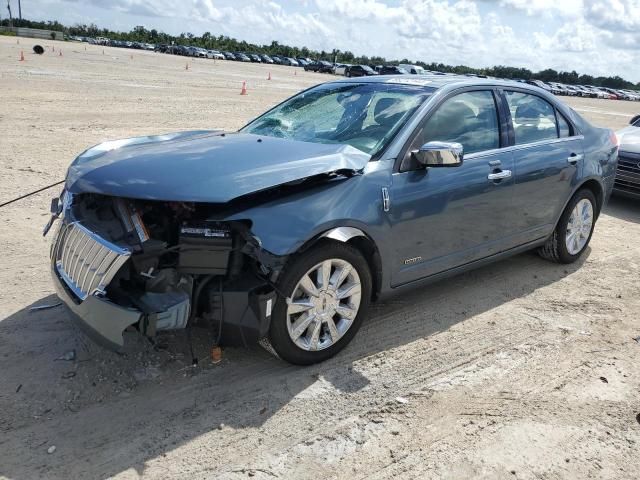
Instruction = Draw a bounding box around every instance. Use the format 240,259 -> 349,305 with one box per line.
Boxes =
1,37 -> 639,480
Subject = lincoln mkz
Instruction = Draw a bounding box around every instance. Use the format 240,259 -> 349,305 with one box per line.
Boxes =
46,76 -> 619,364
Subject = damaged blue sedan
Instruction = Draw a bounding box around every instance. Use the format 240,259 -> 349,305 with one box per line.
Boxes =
46,76 -> 618,364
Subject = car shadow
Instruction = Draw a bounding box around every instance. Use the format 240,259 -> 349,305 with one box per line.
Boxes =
0,250 -> 587,479
604,195 -> 640,224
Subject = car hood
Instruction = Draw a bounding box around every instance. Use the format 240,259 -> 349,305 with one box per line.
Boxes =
617,126 -> 640,154
65,131 -> 371,202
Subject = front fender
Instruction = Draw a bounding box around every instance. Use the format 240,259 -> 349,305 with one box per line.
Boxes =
225,167 -> 393,273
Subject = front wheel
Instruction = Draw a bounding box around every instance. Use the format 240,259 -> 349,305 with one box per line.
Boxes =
267,241 -> 372,365
539,188 -> 597,263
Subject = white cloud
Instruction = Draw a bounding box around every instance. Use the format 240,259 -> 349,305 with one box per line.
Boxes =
496,0 -> 584,17
584,0 -> 640,32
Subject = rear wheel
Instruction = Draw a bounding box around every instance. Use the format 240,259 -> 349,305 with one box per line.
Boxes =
267,242 -> 371,365
539,189 -> 597,263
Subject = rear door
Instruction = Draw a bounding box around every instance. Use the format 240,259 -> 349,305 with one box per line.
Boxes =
501,89 -> 582,240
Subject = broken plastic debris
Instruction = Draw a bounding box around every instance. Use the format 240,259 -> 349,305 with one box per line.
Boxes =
395,396 -> 409,404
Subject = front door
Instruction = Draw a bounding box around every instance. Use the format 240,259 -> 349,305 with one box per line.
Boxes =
389,89 -> 519,287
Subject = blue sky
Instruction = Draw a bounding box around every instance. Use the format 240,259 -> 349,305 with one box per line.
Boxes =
11,0 -> 640,81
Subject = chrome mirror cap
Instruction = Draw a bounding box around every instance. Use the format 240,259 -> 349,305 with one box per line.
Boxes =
412,141 -> 464,168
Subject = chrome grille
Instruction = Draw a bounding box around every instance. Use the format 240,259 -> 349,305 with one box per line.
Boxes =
615,152 -> 640,195
52,222 -> 131,300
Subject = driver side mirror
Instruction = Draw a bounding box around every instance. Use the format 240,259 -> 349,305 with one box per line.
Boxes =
411,141 -> 464,168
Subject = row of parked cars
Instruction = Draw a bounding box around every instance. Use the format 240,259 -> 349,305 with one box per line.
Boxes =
303,62 -> 428,76
154,45 -> 313,66
526,80 -> 640,101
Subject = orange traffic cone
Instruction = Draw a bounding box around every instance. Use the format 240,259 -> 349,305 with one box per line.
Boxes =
185,62 -> 189,71
59,50 -> 63,57
19,50 -> 25,62
130,54 -> 133,60
16,38 -> 19,45
267,72 -> 271,80
102,49 -> 105,55
52,45 -> 55,52
240,81 -> 248,95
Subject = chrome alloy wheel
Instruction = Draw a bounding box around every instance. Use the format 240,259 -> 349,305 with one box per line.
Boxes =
565,198 -> 594,255
286,259 -> 362,351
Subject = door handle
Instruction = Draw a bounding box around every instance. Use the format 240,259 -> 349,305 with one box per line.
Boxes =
567,153 -> 584,165
487,170 -> 512,181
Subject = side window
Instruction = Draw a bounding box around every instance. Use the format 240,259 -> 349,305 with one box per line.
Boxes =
406,90 -> 500,163
505,91 -> 558,145
557,112 -> 571,138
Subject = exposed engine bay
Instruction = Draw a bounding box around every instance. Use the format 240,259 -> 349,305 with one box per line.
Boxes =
53,192 -> 278,347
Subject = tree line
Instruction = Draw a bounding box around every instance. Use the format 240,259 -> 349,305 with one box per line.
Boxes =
3,18 -> 638,90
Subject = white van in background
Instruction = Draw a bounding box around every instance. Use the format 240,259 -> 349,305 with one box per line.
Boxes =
399,64 -> 426,75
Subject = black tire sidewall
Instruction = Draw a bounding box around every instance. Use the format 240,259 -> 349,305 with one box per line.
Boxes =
269,241 -> 372,365
555,189 -> 597,263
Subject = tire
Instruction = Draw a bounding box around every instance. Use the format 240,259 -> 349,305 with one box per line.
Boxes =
539,188 -> 597,264
268,241 -> 372,365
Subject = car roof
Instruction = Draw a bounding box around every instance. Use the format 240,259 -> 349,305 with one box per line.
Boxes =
330,74 -> 551,92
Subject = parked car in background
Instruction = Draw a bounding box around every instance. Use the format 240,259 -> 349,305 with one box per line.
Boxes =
46,76 -> 617,365
578,86 -> 600,98
171,45 -> 189,56
526,80 -> 552,93
621,90 -> 640,101
614,115 -> 640,198
222,51 -> 236,60
585,86 -> 609,99
281,57 -> 299,66
606,88 -> 626,100
378,65 -> 409,75
305,60 -> 335,73
270,55 -> 283,64
296,58 -> 309,67
235,52 -> 251,62
207,50 -> 225,60
189,47 -> 208,58
317,61 -> 335,73
249,54 -> 262,63
563,85 -> 582,96
334,64 -> 350,75
345,65 -> 378,77
399,64 -> 426,75
549,83 -> 575,96
304,61 -> 320,72
260,54 -> 274,63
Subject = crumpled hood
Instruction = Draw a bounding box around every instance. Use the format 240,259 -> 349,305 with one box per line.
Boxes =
65,131 -> 371,202
617,126 -> 640,154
